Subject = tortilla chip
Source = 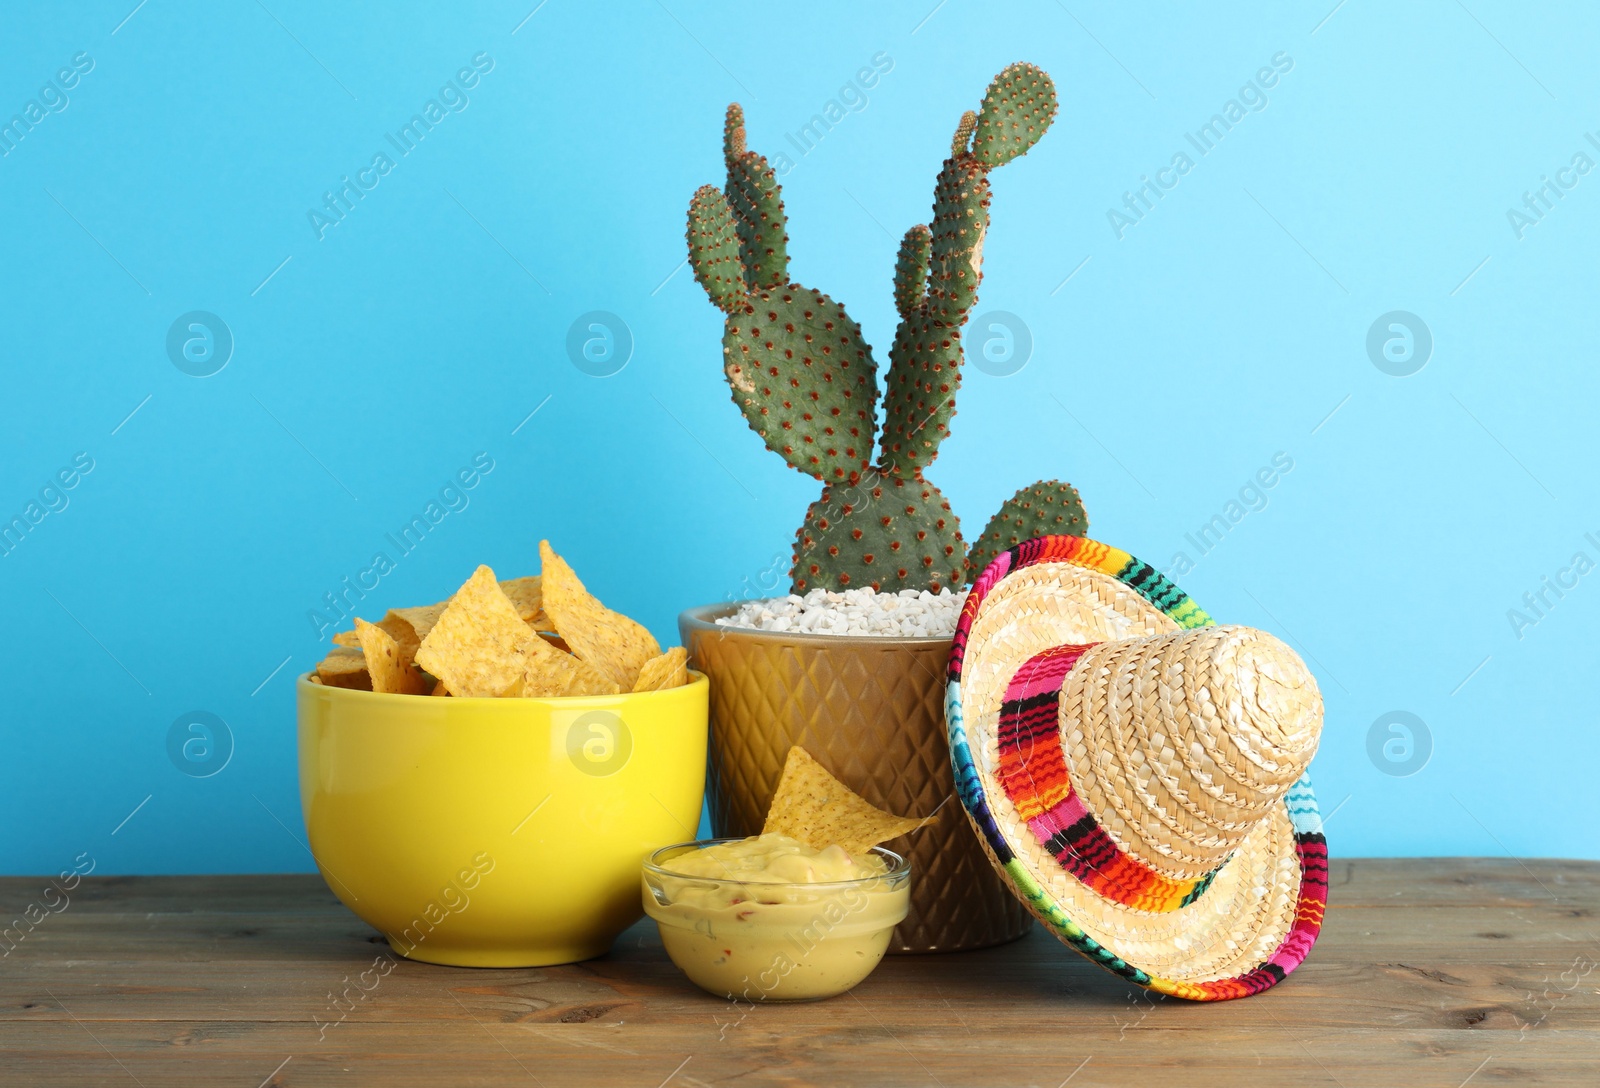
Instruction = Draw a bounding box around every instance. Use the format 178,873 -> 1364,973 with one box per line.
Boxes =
391,600 -> 451,644
430,678 -> 451,696
539,540 -> 659,690
382,613 -> 423,663
519,635 -> 621,698
337,613 -> 422,665
762,746 -> 933,855
632,647 -> 690,692
499,575 -> 549,630
316,647 -> 372,691
540,632 -> 572,654
413,565 -> 534,697
355,618 -> 428,695
308,674 -> 324,685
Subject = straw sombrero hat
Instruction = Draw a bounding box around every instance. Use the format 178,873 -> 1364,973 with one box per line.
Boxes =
946,535 -> 1328,1000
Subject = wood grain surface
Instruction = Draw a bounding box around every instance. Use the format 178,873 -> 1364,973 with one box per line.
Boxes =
2,859 -> 1597,1086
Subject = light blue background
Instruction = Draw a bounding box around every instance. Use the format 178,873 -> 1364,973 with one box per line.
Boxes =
3,1 -> 1595,874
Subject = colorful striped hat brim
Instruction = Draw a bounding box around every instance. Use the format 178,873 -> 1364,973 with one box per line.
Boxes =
945,535 -> 1328,1000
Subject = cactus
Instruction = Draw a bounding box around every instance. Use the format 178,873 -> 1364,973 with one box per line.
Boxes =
687,64 -> 1087,595
686,108 -> 878,486
792,471 -> 966,593
965,480 -> 1089,578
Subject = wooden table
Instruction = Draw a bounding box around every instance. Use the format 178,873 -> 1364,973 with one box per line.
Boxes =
3,860 -> 1597,1086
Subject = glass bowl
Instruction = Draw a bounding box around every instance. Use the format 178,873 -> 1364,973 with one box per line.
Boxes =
641,838 -> 911,1002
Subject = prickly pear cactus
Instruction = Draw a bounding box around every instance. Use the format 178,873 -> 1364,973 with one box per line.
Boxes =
722,104 -> 789,289
685,115 -> 879,486
686,186 -> 743,313
792,472 -> 966,593
971,63 -> 1058,167
722,284 -> 877,483
877,308 -> 963,473
922,152 -> 991,332
965,480 -> 1089,579
686,65 -> 1079,596
892,224 -> 932,319
878,62 -> 1058,479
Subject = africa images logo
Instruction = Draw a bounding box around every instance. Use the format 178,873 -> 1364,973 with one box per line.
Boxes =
1505,133 -> 1600,241
0,52 -> 93,159
307,453 -> 495,639
1107,52 -> 1293,239
306,53 -> 495,240
1,453 -> 94,560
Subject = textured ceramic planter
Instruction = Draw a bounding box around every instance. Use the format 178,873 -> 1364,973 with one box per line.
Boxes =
680,603 -> 1031,953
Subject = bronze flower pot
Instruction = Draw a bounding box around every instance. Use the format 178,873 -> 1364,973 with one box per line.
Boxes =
680,603 -> 1032,953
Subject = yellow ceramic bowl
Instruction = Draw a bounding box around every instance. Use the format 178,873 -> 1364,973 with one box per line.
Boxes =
296,673 -> 708,967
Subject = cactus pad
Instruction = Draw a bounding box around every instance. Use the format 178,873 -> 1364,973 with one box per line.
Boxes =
925,155 -> 991,328
893,225 -> 932,319
727,153 -> 790,288
722,283 -> 878,484
965,480 -> 1088,578
877,309 -> 963,476
972,63 -> 1058,168
723,103 -> 746,162
791,471 -> 966,593
951,110 -> 977,157
686,186 -> 745,314
719,104 -> 790,290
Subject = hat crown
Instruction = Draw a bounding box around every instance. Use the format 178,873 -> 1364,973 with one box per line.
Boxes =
1060,625 -> 1322,881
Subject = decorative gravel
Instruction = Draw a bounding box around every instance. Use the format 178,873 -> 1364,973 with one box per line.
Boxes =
716,587 -> 969,638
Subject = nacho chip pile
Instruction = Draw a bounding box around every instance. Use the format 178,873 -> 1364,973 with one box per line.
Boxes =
313,541 -> 692,699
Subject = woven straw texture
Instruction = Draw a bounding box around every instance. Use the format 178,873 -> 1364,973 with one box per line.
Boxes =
946,535 -> 1328,1000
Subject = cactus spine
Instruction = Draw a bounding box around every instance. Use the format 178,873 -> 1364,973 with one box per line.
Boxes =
686,64 -> 1087,595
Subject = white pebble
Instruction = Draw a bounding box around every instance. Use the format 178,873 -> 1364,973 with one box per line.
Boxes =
715,586 -> 969,638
